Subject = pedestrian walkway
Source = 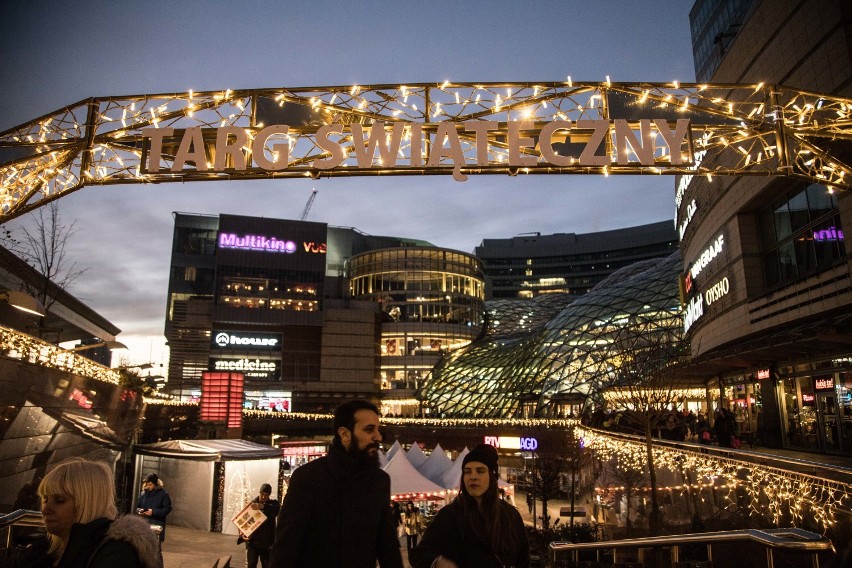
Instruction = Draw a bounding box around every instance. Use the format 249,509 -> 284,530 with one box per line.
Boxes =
158,445 -> 850,567
162,525 -> 412,567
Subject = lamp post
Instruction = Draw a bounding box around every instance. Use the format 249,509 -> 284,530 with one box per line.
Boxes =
70,340 -> 128,352
0,290 -> 46,316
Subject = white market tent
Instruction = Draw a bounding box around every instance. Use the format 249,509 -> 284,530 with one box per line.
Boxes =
134,439 -> 281,534
441,446 -> 469,490
417,443 -> 453,487
406,442 -> 429,468
385,440 -> 403,462
382,450 -> 446,500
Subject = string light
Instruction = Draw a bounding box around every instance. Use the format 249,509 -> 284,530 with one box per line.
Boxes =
2,82 -> 851,218
581,427 -> 851,533
0,324 -> 120,385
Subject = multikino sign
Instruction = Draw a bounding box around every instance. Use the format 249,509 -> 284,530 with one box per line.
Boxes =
140,118 -> 692,182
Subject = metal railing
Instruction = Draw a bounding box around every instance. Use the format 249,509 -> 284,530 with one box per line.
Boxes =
549,528 -> 835,568
1,509 -> 44,555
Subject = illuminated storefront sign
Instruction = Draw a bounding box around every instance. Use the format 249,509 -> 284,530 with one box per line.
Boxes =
484,435 -> 538,450
757,369 -> 770,380
218,233 -> 297,253
684,275 -> 730,333
683,294 -> 704,333
704,276 -> 730,306
218,232 -> 327,254
814,375 -> 836,391
280,445 -> 326,456
678,199 -> 697,240
142,118 -> 692,182
211,358 -> 280,380
688,234 -> 725,280
213,331 -> 281,349
675,149 -> 706,212
813,226 -> 844,241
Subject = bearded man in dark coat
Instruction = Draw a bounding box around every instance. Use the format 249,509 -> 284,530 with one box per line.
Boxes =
269,400 -> 403,568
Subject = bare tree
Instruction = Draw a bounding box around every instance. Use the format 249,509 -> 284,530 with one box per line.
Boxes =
10,202 -> 87,326
595,321 -> 691,535
527,427 -> 574,530
603,456 -> 649,536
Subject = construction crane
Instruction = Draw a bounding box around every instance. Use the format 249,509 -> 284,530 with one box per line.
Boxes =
299,188 -> 318,220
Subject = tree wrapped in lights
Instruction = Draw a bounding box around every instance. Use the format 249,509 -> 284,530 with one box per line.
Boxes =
592,320 -> 691,535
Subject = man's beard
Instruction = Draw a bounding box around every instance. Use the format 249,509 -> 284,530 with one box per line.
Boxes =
347,441 -> 380,467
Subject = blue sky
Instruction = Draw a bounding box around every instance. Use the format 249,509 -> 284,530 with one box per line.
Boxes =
0,0 -> 697,367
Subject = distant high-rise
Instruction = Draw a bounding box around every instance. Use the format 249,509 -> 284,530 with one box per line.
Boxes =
475,221 -> 678,299
689,0 -> 757,83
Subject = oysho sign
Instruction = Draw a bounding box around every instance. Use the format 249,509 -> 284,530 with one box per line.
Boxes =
141,118 -> 692,182
213,331 -> 281,349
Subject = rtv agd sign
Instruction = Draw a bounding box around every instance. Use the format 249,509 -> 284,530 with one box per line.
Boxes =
484,436 -> 539,451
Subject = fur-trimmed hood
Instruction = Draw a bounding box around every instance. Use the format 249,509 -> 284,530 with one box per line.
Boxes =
106,515 -> 163,568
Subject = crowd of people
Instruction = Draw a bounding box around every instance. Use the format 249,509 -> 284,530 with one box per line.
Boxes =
587,405 -> 742,448
13,398 -> 760,566
10,397 -> 762,567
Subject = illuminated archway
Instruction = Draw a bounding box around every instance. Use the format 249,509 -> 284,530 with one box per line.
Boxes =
1,81 -> 850,222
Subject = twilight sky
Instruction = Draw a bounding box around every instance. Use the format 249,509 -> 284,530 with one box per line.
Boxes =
0,0 -> 697,368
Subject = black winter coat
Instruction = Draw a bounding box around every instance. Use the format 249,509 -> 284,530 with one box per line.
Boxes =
136,487 -> 172,541
269,445 -> 403,568
238,497 -> 280,550
12,516 -> 162,568
409,499 -> 530,568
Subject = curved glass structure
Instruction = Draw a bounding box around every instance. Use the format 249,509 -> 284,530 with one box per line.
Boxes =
347,248 -> 485,413
418,251 -> 684,417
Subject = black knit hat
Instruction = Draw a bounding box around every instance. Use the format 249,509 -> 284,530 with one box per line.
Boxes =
144,473 -> 159,485
462,443 -> 499,476
259,483 -> 272,494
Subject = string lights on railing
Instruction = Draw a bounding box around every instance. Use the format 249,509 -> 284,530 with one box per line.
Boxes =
580,427 -> 852,533
0,324 -> 121,384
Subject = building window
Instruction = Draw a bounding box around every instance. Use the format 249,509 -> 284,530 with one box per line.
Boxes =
759,183 -> 845,289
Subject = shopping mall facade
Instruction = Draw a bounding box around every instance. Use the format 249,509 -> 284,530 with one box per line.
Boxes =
164,213 -> 682,419
164,212 -> 486,415
677,0 -> 852,454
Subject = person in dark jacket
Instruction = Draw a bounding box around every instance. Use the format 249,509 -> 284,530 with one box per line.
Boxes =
238,483 -> 280,568
409,444 -> 529,568
16,457 -> 162,568
136,473 -> 172,542
269,399 -> 403,568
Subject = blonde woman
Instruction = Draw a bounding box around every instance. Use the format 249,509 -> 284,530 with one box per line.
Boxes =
19,458 -> 162,568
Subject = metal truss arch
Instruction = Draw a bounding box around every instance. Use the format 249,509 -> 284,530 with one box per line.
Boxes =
2,81 -> 851,222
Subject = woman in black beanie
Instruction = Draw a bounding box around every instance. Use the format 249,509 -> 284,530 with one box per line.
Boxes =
409,444 -> 529,568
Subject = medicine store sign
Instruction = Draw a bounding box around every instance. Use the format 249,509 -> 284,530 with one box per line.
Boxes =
210,357 -> 280,380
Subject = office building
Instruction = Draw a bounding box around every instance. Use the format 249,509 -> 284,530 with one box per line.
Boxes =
165,213 -> 484,414
475,221 -> 678,299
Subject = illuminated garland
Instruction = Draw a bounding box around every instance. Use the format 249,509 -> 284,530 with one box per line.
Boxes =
245,408 -> 580,429
580,427 -> 852,533
602,387 -> 708,402
0,324 -> 120,384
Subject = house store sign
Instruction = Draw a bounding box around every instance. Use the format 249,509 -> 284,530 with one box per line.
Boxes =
141,118 -> 692,182
213,331 -> 281,350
